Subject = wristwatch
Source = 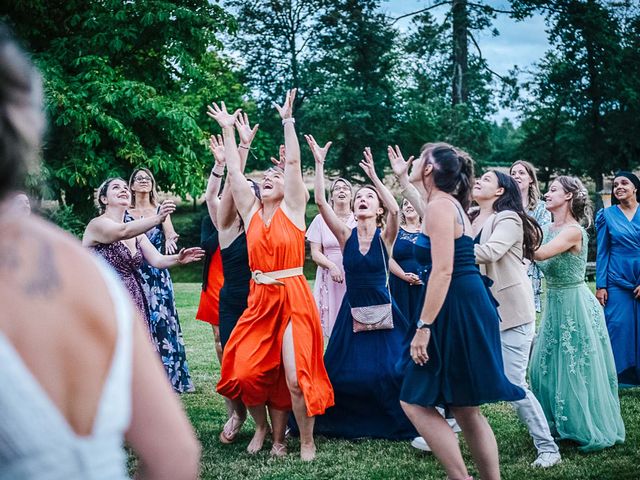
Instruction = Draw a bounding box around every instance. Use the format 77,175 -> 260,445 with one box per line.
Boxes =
416,320 -> 433,330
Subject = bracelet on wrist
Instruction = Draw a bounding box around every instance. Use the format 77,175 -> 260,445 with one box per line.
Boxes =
238,145 -> 250,150
282,117 -> 295,126
211,168 -> 224,178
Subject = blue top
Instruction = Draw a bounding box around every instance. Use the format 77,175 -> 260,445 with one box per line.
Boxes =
596,206 -> 640,290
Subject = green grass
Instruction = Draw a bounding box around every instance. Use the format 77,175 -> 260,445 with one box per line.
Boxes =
161,283 -> 640,479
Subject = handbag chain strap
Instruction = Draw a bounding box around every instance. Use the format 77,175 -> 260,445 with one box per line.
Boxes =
379,233 -> 391,301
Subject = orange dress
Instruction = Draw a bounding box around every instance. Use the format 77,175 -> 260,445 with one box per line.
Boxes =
196,247 -> 224,326
217,208 -> 334,415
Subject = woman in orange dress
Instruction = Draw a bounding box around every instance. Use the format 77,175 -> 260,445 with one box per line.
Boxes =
195,216 -> 225,361
208,91 -> 334,461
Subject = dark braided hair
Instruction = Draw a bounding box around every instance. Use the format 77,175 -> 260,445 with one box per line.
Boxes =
421,142 -> 474,211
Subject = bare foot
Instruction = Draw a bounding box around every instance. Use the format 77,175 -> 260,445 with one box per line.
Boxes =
270,442 -> 287,457
247,425 -> 269,454
300,441 -> 316,461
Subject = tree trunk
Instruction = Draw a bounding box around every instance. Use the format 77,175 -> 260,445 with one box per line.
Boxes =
452,0 -> 468,105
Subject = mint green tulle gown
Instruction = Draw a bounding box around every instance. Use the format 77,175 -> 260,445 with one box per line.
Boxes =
530,225 -> 625,452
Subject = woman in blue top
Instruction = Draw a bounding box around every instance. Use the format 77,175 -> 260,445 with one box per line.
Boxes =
399,143 -> 525,480
389,198 -> 423,323
307,135 -> 416,440
596,171 -> 640,386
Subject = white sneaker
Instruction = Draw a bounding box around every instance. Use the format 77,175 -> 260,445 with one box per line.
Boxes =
447,418 -> 462,433
411,436 -> 431,452
531,452 -> 562,468
410,433 -> 459,452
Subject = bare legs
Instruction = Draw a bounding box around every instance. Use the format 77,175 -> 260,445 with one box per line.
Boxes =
282,321 -> 316,460
451,406 -> 499,480
401,402 -> 499,480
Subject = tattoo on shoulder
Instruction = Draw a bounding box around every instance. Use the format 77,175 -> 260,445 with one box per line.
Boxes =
22,241 -> 61,297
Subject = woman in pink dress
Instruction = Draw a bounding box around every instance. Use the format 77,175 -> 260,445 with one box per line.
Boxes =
307,178 -> 356,338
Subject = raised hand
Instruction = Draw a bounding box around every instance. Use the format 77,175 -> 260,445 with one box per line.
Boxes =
305,134 -> 332,165
209,134 -> 226,167
177,247 -> 205,265
273,88 -> 297,120
270,144 -> 286,170
158,201 -> 176,221
206,101 -> 241,129
387,145 -> 414,179
235,112 -> 259,146
359,147 -> 379,181
165,234 -> 179,255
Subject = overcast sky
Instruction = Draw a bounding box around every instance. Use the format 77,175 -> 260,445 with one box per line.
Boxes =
381,0 -> 551,122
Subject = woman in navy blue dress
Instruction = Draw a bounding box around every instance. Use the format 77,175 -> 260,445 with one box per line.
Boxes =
399,143 -> 525,480
389,198 -> 423,323
307,136 -> 416,439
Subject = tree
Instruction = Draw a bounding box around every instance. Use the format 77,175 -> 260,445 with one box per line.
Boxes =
302,0 -> 399,176
512,0 -> 636,190
2,0 -> 243,216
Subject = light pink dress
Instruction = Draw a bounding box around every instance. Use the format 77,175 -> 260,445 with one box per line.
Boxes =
307,213 -> 357,338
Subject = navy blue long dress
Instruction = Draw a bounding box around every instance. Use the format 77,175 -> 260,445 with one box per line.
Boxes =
389,227 -> 423,323
314,228 -> 417,439
400,229 -> 525,407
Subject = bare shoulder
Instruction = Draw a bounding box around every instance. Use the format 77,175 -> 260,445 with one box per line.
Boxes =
20,217 -> 117,321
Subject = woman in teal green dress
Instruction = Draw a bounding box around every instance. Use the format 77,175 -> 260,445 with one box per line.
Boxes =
530,176 -> 625,452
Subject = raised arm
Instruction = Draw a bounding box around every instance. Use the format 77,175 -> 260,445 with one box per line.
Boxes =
204,134 -> 226,229
206,101 -> 259,226
534,225 -> 582,261
361,147 -> 399,249
474,212 -> 521,264
307,134 -> 351,247
274,89 -> 306,228
387,145 -> 425,218
217,113 -> 259,230
82,202 -> 175,247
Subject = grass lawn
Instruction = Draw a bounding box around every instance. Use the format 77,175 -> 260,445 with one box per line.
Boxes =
170,282 -> 640,480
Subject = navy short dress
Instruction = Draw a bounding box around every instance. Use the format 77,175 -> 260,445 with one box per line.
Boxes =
400,230 -> 525,407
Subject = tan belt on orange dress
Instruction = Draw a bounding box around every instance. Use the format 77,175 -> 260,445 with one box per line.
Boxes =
251,267 -> 304,286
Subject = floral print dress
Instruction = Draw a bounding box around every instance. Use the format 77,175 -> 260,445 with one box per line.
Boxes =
124,211 -> 194,393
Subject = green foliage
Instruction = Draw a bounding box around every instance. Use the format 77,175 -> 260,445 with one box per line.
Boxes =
2,0 -> 245,214
512,0 -> 640,187
42,204 -> 86,238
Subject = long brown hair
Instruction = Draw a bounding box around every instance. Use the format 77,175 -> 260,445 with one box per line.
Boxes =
510,160 -> 541,211
128,167 -> 159,208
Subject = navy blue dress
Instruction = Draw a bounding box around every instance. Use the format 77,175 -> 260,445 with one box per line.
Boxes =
389,228 -> 423,323
400,232 -> 525,407
219,232 -> 251,350
314,228 -> 417,439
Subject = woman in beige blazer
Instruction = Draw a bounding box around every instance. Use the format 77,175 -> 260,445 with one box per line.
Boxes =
472,170 -> 562,469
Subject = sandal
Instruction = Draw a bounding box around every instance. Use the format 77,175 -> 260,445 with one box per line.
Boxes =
270,442 -> 288,457
219,414 -> 245,444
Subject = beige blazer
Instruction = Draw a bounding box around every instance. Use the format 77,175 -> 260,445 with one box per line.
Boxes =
474,211 -> 535,331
